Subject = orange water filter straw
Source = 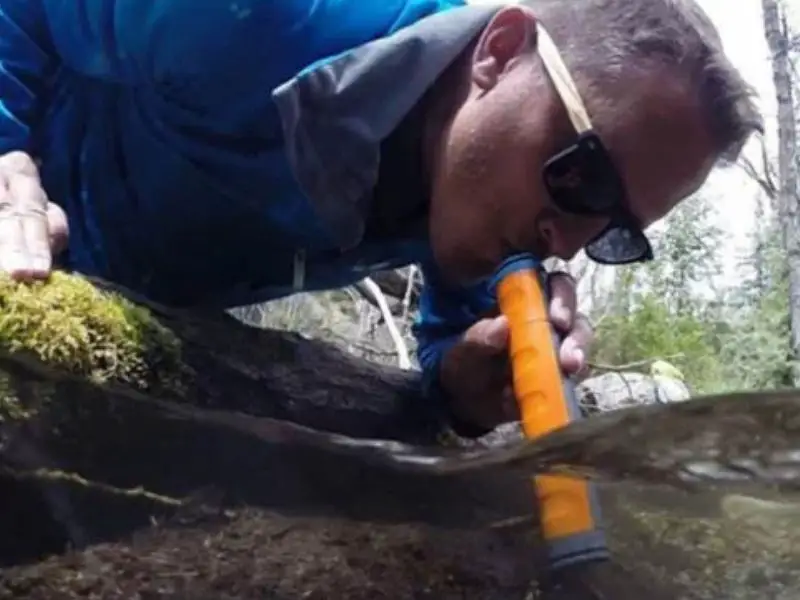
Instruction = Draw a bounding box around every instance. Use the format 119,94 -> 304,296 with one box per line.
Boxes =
491,253 -> 609,569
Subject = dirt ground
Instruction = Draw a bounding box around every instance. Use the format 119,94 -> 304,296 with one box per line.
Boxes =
0,506 -> 537,600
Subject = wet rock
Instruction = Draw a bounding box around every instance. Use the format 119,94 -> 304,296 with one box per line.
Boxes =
578,372 -> 691,413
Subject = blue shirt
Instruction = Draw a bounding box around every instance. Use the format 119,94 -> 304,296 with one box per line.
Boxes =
0,0 -> 502,407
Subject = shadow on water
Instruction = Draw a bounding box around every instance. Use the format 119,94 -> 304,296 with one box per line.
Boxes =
3,378 -> 800,598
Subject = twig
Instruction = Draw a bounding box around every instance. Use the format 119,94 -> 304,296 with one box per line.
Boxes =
369,269 -> 422,301
737,142 -> 778,201
352,281 -> 401,316
360,277 -> 412,370
588,353 -> 684,372
401,265 -> 418,325
0,466 -> 185,507
590,310 -> 611,331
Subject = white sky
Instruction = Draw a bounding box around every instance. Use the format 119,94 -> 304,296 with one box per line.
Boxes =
694,0 -> 780,279
469,0 -> 795,284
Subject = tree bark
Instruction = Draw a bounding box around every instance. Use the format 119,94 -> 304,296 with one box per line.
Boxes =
762,0 -> 800,381
0,272 -> 797,599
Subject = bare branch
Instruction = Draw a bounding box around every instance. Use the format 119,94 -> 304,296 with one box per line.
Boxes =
360,277 -> 412,370
401,265 -> 418,326
588,353 -> 685,373
369,268 -> 422,302
590,310 -> 611,332
0,466 -> 185,507
736,136 -> 778,201
352,281 -> 402,315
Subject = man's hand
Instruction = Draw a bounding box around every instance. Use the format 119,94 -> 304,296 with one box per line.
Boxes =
439,272 -> 592,431
0,151 -> 68,279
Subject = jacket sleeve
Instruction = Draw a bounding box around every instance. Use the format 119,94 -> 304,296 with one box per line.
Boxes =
0,0 -> 59,152
1,0 -> 412,150
412,258 -> 497,418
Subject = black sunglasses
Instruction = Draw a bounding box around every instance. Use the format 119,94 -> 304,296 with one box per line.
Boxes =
542,132 -> 654,265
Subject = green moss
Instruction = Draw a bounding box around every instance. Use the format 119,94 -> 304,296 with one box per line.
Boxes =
0,374 -> 32,422
0,271 -> 184,412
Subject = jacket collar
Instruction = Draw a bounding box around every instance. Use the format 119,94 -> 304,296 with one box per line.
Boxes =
272,4 -> 499,251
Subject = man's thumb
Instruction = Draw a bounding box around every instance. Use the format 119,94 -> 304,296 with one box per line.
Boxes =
464,316 -> 509,353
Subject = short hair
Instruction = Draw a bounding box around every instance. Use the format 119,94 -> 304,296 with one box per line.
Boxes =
522,0 -> 763,164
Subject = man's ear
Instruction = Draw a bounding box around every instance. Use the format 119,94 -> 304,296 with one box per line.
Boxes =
471,6 -> 539,92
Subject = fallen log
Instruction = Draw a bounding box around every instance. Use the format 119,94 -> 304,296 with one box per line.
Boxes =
0,272 -> 796,599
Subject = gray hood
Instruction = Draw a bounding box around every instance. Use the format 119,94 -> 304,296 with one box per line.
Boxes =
271,4 -> 500,251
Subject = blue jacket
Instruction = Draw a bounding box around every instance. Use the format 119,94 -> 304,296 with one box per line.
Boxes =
0,0 -> 502,406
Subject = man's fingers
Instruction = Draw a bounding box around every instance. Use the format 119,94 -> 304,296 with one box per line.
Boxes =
569,312 -> 594,350
559,336 -> 585,374
462,315 -> 509,353
559,314 -> 594,375
0,151 -> 39,177
10,174 -> 50,276
547,271 -> 577,333
439,316 -> 514,431
0,184 -> 28,275
23,207 -> 51,276
501,384 -> 519,420
47,202 -> 69,255
449,316 -> 510,390
0,170 -> 51,279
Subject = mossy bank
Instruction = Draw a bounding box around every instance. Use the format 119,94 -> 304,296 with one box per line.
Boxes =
0,272 -> 186,422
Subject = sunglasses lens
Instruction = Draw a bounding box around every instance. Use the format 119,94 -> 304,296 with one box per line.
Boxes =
548,182 -> 618,215
585,224 -> 653,265
543,134 -> 651,265
543,133 -> 625,215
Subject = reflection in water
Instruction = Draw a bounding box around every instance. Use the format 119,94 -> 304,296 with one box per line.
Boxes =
161,387 -> 800,493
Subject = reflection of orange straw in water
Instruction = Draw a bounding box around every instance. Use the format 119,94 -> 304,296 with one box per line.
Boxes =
492,253 -> 608,569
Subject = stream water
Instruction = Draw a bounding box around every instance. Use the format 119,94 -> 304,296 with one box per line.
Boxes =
5,383 -> 800,599
156,386 -> 800,599
164,387 -> 800,493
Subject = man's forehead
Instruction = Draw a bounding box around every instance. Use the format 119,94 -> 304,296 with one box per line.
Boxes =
605,74 -> 718,225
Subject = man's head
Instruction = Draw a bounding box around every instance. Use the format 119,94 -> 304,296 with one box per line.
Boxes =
424,0 -> 762,284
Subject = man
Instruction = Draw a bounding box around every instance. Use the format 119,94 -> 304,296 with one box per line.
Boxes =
0,0 -> 760,593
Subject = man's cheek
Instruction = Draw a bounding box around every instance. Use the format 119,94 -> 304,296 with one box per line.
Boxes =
558,215 -> 609,258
